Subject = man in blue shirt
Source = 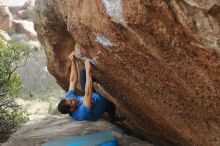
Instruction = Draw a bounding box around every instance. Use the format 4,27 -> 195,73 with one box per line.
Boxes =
58,51 -> 125,122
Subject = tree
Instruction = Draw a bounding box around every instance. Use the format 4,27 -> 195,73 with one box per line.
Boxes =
0,38 -> 30,142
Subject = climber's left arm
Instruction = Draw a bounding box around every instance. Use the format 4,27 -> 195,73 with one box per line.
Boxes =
69,51 -> 78,90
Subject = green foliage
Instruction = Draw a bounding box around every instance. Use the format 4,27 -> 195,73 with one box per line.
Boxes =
0,38 -> 30,142
48,102 -> 60,115
21,10 -> 34,21
6,28 -> 17,36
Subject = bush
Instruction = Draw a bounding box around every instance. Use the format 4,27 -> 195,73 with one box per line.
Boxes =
48,102 -> 60,115
0,38 -> 30,142
21,9 -> 34,21
6,28 -> 17,36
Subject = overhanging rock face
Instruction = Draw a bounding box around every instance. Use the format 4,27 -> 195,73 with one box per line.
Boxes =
34,0 -> 220,146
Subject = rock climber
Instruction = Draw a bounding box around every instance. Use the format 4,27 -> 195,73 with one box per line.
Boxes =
57,50 -> 125,122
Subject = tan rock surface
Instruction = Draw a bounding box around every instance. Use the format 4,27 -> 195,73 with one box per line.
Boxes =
0,30 -> 11,40
34,0 -> 220,146
2,116 -> 154,146
0,0 -> 13,30
13,19 -> 37,38
9,0 -> 36,20
169,0 -> 220,52
22,0 -> 36,10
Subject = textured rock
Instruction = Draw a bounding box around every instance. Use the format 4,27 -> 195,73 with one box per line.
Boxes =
169,0 -> 220,52
34,0 -> 220,146
182,0 -> 220,10
22,0 -> 36,10
2,116 -> 154,146
9,0 -> 35,20
13,19 -> 37,38
0,30 -> 11,41
8,6 -> 22,17
0,0 -> 13,30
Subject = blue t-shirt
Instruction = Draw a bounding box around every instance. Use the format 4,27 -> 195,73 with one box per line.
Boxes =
65,90 -> 106,121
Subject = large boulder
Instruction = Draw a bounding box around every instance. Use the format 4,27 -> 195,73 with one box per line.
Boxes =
0,0 -> 13,30
34,0 -> 220,146
2,116 -> 154,146
9,0 -> 36,20
0,30 -> 11,41
13,19 -> 37,38
22,0 -> 36,10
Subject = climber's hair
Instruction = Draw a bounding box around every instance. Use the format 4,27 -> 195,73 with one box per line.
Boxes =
58,99 -> 70,114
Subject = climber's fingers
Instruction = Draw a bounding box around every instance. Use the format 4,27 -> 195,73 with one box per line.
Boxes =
69,51 -> 76,60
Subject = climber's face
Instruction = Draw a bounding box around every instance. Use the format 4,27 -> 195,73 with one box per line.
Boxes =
66,98 -> 78,113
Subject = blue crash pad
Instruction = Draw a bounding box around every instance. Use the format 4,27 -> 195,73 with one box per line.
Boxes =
41,131 -> 117,146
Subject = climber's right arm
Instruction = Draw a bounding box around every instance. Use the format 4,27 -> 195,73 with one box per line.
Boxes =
83,60 -> 93,109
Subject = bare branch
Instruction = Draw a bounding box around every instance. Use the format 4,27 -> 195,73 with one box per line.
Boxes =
7,50 -> 30,81
0,93 -> 6,97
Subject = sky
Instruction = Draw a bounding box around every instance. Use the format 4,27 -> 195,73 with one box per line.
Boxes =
5,0 -> 27,6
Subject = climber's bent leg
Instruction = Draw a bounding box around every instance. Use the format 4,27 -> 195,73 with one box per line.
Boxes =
104,99 -> 117,122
